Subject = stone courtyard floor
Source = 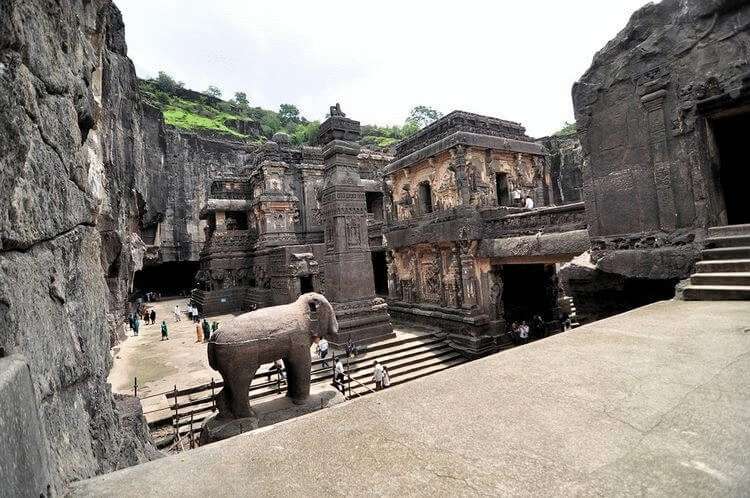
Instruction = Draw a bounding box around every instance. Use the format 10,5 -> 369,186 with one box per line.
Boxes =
109,297 -> 431,423
79,300 -> 750,496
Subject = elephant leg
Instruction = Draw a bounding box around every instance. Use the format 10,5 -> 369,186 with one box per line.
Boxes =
229,365 -> 258,419
285,347 -> 311,405
215,367 -> 234,420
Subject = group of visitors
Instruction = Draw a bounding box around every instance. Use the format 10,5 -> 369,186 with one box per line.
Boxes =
510,315 -> 546,344
128,308 -> 169,341
195,319 -> 218,343
371,360 -> 390,390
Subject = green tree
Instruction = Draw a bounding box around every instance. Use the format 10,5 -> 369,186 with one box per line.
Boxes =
206,85 -> 223,98
278,103 -> 300,125
406,105 -> 442,128
232,91 -> 249,108
554,121 -> 577,136
154,71 -> 184,91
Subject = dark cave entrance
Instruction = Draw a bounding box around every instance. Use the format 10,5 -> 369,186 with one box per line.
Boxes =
132,261 -> 199,298
366,191 -> 384,221
501,264 -> 556,325
299,274 -> 314,294
371,251 -> 388,296
712,110 -> 750,225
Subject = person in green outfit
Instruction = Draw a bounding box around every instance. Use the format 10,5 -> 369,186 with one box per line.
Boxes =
211,321 -> 219,333
160,320 -> 169,341
202,318 -> 211,341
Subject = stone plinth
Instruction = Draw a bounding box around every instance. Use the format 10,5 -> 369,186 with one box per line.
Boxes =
199,387 -> 345,445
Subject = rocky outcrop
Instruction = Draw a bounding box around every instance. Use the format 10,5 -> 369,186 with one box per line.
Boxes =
141,129 -> 255,265
538,134 -> 583,205
564,0 -> 750,320
0,0 -> 158,491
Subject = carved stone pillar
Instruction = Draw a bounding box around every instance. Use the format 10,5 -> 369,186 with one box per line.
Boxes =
458,240 -> 478,309
451,145 -> 471,205
385,251 -> 398,298
641,88 -> 677,231
317,104 -> 393,344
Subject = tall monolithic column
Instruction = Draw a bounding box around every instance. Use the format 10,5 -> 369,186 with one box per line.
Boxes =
317,104 -> 394,344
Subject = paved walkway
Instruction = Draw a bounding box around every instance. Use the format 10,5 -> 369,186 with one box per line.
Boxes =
76,300 -> 750,496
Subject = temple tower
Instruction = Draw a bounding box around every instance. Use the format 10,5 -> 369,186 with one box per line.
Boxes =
317,104 -> 394,344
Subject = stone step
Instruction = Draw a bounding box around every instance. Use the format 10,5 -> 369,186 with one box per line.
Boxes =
694,259 -> 750,273
708,224 -> 750,238
705,234 -> 750,249
682,285 -> 750,300
701,247 -> 750,260
690,272 -> 750,286
349,355 -> 467,397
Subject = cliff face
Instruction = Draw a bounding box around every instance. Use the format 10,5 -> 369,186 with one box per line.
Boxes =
538,135 -> 583,206
151,130 -> 255,264
0,0 -> 158,490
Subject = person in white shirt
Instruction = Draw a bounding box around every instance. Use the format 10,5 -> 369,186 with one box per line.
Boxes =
173,304 -> 181,322
382,365 -> 391,388
316,337 -> 330,368
524,196 -> 535,209
334,359 -> 345,393
519,321 -> 530,341
372,361 -> 384,390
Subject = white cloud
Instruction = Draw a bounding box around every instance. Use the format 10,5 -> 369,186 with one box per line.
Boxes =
118,0 -> 651,136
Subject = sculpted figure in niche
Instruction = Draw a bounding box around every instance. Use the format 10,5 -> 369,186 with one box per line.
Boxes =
398,184 -> 415,219
208,293 -> 338,419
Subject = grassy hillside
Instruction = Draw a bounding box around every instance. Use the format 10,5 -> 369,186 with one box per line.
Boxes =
139,73 -> 438,150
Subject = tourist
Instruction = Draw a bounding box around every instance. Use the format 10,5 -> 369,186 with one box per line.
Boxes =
173,304 -> 181,322
266,360 -> 285,382
160,321 -> 169,341
524,196 -> 534,209
128,313 -> 135,332
133,315 -> 140,337
519,321 -> 529,342
532,314 -> 545,339
187,304 -> 193,322
202,318 -> 211,341
195,322 -> 202,343
372,361 -> 384,390
211,321 -> 219,333
345,336 -> 355,357
382,365 -> 391,388
150,309 -> 156,325
142,309 -> 150,324
334,358 -> 345,393
316,336 -> 330,368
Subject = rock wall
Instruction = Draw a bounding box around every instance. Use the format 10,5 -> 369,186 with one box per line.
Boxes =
572,0 -> 750,275
562,0 -> 750,320
150,130 -> 254,265
0,0 -> 158,491
538,135 -> 583,205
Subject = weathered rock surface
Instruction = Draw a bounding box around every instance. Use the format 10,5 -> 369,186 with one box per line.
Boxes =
0,0 -> 158,491
538,134 -> 583,205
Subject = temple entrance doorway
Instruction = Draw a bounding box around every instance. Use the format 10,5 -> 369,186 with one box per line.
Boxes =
132,261 -> 199,299
299,275 -> 314,294
371,251 -> 388,296
712,110 -> 750,225
501,263 -> 556,326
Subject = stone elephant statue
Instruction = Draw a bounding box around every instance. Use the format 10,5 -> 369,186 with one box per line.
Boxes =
207,292 -> 338,420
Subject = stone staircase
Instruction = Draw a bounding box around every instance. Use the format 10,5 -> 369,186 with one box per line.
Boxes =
683,224 -> 750,300
341,333 -> 468,397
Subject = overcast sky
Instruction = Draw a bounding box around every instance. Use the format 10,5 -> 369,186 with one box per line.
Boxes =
119,0 -> 650,137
